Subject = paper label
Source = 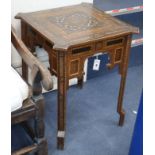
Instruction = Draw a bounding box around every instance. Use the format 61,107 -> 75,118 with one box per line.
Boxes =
93,59 -> 100,71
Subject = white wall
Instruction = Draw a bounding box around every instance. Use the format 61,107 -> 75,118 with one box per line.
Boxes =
12,0 -> 92,88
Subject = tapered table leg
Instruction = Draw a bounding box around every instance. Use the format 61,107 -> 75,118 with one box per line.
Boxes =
77,75 -> 84,89
117,74 -> 126,126
57,51 -> 68,150
77,59 -> 85,89
117,35 -> 132,126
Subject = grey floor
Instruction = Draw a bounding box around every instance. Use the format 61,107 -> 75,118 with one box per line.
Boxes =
44,65 -> 143,155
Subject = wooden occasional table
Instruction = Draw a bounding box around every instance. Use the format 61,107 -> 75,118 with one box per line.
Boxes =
16,3 -> 139,150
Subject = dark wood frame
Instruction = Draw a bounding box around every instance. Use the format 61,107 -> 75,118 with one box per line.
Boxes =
11,26 -> 53,155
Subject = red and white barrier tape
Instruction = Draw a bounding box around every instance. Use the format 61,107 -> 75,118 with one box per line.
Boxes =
105,5 -> 143,47
105,5 -> 143,15
132,38 -> 143,46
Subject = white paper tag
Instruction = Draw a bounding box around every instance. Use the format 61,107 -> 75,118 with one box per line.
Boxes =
93,59 -> 100,71
57,131 -> 65,138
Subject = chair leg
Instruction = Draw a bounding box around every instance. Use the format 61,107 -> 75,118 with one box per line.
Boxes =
33,95 -> 45,138
35,118 -> 45,138
35,139 -> 48,155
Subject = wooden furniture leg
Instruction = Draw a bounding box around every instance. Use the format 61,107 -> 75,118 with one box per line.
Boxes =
117,74 -> 126,126
21,21 -> 28,81
117,35 -> 132,126
34,95 -> 45,138
77,59 -> 85,89
77,76 -> 84,89
57,51 -> 67,150
35,138 -> 48,155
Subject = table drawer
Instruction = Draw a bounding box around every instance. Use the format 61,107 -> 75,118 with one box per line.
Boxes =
95,37 -> 125,51
106,37 -> 124,47
71,45 -> 92,55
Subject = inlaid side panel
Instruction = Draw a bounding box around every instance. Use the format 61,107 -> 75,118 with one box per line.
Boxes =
115,48 -> 123,63
69,59 -> 80,77
106,47 -> 124,70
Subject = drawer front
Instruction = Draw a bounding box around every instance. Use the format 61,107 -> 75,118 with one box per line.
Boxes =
71,45 -> 92,56
95,37 -> 125,51
106,37 -> 124,47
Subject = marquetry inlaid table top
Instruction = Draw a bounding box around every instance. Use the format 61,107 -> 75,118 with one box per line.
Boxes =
16,3 -> 138,50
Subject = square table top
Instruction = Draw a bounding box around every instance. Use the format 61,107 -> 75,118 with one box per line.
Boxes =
16,3 -> 139,50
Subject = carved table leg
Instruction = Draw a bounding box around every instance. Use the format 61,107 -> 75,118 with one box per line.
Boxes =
77,76 -> 84,89
57,51 -> 68,150
77,59 -> 85,89
117,35 -> 132,126
117,75 -> 126,126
